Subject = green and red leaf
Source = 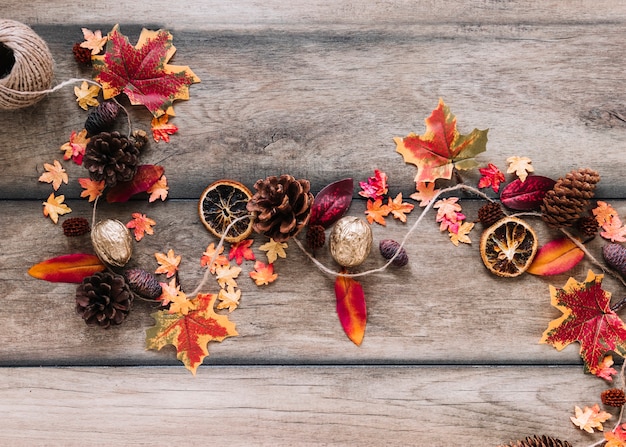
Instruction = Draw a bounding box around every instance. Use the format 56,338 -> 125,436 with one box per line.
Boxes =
28,253 -> 105,283
92,25 -> 200,117
395,99 -> 488,183
106,164 -> 165,203
310,178 -> 354,228
335,274 -> 367,346
527,237 -> 585,276
540,270 -> 626,374
146,292 -> 238,375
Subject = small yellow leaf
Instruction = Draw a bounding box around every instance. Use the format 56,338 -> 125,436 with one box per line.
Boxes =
42,193 -> 71,223
39,160 -> 68,191
74,81 -> 100,110
506,156 -> 534,182
259,238 -> 288,264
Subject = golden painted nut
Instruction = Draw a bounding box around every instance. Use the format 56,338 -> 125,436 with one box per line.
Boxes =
329,216 -> 373,268
91,219 -> 133,267
479,216 -> 538,278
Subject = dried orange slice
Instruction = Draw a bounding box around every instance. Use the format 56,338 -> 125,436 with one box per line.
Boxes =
479,216 -> 538,277
198,180 -> 254,243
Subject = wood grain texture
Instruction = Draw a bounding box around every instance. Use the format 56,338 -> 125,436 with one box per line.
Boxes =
0,366 -> 611,446
1,1 -> 625,445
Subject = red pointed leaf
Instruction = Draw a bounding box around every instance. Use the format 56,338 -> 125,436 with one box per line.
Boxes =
500,176 -> 556,210
106,165 -> 165,203
310,178 -> 354,228
527,237 -> 585,276
28,253 -> 105,283
335,275 -> 366,345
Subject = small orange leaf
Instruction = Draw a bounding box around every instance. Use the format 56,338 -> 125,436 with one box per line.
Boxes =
151,115 -> 178,142
527,237 -> 584,276
78,178 -> 105,202
335,274 -> 366,346
147,175 -> 168,202
155,249 -> 181,278
126,212 -> 156,241
28,253 -> 105,283
249,261 -> 277,286
365,198 -> 391,226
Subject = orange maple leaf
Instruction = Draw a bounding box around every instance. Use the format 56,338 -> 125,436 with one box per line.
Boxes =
605,423 -> 626,446
410,182 -> 439,207
60,130 -> 90,165
126,212 -> 156,241
594,355 -> 618,381
147,175 -> 168,202
365,198 -> 391,226
80,28 -> 108,55
200,243 -> 230,273
387,193 -> 414,223
570,404 -> 611,433
39,160 -> 68,191
229,239 -> 255,265
146,292 -> 238,375
151,115 -> 178,142
601,219 -> 626,243
593,201 -> 619,226
78,178 -> 105,202
42,193 -> 71,223
155,249 -> 181,278
249,261 -> 278,286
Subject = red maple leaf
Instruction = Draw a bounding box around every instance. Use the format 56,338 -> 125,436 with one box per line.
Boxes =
395,99 -> 488,183
478,163 -> 505,192
229,239 -> 255,265
92,25 -> 200,117
541,270 -> 626,374
146,293 -> 238,375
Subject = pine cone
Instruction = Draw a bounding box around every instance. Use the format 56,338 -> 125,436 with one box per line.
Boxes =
130,129 -> 148,151
601,388 -> 626,407
246,174 -> 314,242
603,243 -> 626,278
124,268 -> 162,300
83,131 -> 140,187
62,217 -> 90,237
72,42 -> 92,65
76,271 -> 133,328
576,214 -> 599,239
478,202 -> 506,227
306,224 -> 326,250
497,435 -> 572,447
84,101 -> 121,136
541,168 -> 600,228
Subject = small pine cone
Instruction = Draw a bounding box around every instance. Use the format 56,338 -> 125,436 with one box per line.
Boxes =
379,239 -> 409,267
72,42 -> 92,65
246,174 -> 314,242
306,224 -> 326,250
603,243 -> 626,278
541,168 -> 600,228
76,271 -> 133,328
83,131 -> 140,187
62,217 -> 90,237
576,214 -> 599,239
84,101 -> 121,136
498,435 -> 572,447
130,129 -> 148,151
124,268 -> 162,300
478,202 -> 506,227
601,388 -> 626,407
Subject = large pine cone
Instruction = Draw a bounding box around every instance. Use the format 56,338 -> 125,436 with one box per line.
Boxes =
83,131 -> 140,187
76,271 -> 133,328
498,435 -> 572,447
541,168 -> 600,228
246,174 -> 314,242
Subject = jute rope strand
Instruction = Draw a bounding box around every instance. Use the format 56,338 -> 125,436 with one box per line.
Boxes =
0,20 -> 55,110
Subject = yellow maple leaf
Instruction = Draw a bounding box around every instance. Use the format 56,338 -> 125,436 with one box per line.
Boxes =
74,81 -> 100,110
217,285 -> 241,312
410,182 -> 440,207
506,156 -> 534,182
387,192 -> 414,223
79,28 -> 108,55
42,193 -> 71,223
215,264 -> 242,289
571,404 -> 611,433
168,290 -> 196,316
259,238 -> 288,264
449,221 -> 475,246
38,160 -> 68,191
78,178 -> 105,202
154,249 -> 181,278
249,261 -> 278,286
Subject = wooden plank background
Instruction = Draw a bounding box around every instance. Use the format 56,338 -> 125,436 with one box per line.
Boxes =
1,1 -> 626,445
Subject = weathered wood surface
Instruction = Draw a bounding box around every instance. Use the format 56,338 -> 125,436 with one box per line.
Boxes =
1,1 -> 626,445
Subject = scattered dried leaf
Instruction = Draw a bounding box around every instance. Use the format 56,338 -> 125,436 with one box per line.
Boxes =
365,198 -> 391,226
410,182 -> 439,207
151,114 -> 178,142
478,163 -> 505,192
229,239 -> 255,265
80,28 -> 108,55
147,175 -> 169,202
155,249 -> 181,278
42,193 -> 71,223
74,81 -> 100,110
387,192 -> 414,222
506,156 -> 534,182
249,261 -> 278,286
259,238 -> 288,264
359,170 -> 388,200
570,404 -> 611,433
60,130 -> 90,165
78,177 -> 105,202
217,285 -> 241,312
39,160 -> 68,191
126,212 -> 156,241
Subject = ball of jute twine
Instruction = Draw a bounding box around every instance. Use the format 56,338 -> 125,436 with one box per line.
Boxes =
0,20 -> 54,110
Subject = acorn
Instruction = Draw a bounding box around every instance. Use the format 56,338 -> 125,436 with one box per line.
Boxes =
603,243 -> 626,278
379,239 -> 409,267
91,219 -> 133,267
329,216 -> 372,268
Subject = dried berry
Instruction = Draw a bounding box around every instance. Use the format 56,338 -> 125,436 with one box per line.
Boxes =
601,388 -> 626,407
72,42 -> 92,65
603,243 -> 626,278
62,217 -> 90,237
497,435 -> 572,447
125,268 -> 162,300
306,224 -> 326,250
379,239 -> 409,267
